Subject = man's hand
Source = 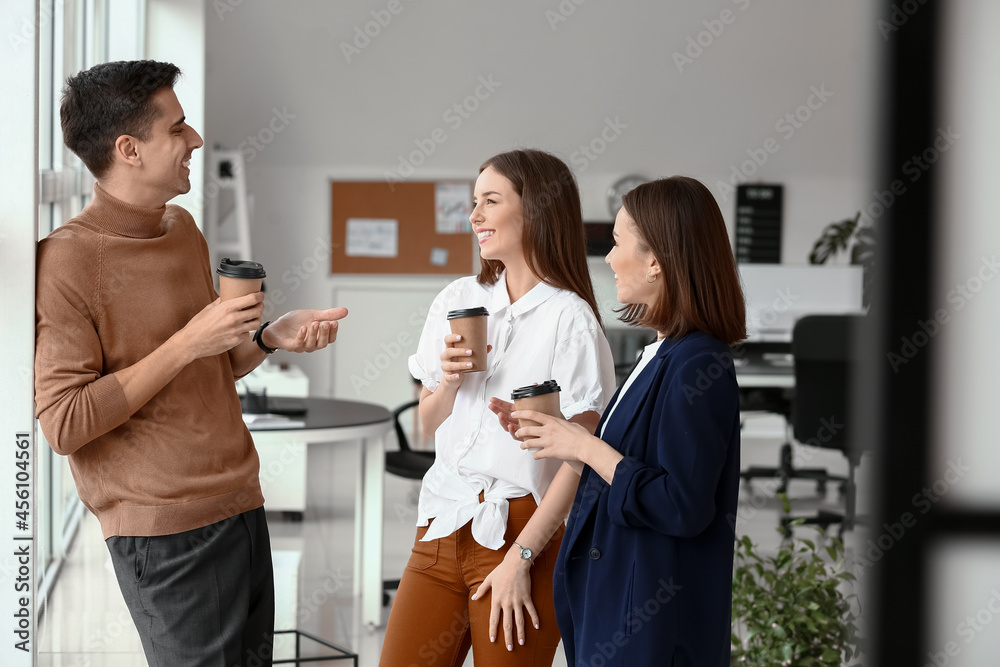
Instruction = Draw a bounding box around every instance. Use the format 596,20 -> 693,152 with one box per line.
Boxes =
262,307 -> 349,353
177,292 -> 265,361
116,292 -> 264,416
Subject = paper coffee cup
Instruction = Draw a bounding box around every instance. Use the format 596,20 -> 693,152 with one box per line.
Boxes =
217,258 -> 266,301
511,380 -> 562,440
447,307 -> 489,372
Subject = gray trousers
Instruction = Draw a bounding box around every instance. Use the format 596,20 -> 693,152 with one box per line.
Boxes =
107,507 -> 275,667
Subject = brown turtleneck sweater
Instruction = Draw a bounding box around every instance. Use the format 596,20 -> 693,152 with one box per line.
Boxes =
34,184 -> 264,538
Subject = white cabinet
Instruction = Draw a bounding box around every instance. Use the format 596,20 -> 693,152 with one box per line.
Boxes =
241,362 -> 309,514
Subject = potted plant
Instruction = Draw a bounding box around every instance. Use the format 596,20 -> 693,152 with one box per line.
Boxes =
808,212 -> 877,309
731,506 -> 862,665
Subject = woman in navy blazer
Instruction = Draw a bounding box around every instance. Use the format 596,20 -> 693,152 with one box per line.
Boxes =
512,177 -> 746,666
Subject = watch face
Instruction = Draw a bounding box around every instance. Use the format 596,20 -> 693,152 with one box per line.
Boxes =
607,175 -> 647,219
521,547 -> 533,560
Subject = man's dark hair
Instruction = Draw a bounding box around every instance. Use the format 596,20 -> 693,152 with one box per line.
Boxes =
60,60 -> 181,178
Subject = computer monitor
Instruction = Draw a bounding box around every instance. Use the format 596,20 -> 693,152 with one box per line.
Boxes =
740,264 -> 865,342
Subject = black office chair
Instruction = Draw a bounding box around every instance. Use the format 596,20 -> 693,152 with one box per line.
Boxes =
780,314 -> 866,536
383,398 -> 435,604
739,340 -> 846,496
385,399 -> 435,480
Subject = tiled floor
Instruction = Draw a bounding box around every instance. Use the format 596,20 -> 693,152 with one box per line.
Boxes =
37,415 -> 869,666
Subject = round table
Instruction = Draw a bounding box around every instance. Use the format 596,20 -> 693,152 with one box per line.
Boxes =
249,397 -> 392,627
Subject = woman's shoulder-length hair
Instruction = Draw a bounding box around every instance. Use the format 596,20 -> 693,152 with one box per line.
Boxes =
618,176 -> 746,346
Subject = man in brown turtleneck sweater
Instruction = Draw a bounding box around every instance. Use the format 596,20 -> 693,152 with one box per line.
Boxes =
34,60 -> 346,666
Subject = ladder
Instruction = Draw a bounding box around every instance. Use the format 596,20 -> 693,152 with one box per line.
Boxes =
204,148 -> 253,269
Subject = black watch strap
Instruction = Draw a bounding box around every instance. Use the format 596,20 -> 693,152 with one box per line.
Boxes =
253,321 -> 277,354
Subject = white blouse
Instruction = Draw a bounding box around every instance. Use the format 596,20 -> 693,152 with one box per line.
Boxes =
600,338 -> 664,438
408,272 -> 617,549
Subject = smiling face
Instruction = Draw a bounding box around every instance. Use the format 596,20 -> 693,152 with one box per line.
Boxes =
606,206 -> 661,308
132,87 -> 203,202
470,166 -> 525,265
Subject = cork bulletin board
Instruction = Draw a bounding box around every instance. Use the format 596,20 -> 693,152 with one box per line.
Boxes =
330,180 -> 476,275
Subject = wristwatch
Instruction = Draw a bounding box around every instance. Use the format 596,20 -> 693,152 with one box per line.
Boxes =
253,321 -> 277,354
513,541 -> 534,563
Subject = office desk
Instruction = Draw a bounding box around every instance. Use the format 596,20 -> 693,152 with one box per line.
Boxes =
249,397 -> 392,628
735,340 -> 795,389
736,358 -> 795,388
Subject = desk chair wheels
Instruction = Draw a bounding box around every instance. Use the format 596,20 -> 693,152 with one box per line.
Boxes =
779,453 -> 864,540
780,511 -> 847,539
741,441 -> 844,496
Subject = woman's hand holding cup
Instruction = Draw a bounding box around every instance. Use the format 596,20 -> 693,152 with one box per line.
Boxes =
439,333 -> 473,389
512,410 -> 595,462
439,335 -> 493,391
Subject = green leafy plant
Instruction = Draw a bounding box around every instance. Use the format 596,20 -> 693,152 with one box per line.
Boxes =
731,505 -> 862,665
809,212 -> 877,309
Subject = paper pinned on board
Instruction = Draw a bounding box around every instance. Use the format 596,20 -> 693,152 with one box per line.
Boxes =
435,182 -> 472,234
346,218 -> 398,257
430,247 -> 449,266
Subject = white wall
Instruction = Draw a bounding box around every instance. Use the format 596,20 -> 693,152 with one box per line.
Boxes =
203,0 -> 882,405
148,0 -> 205,226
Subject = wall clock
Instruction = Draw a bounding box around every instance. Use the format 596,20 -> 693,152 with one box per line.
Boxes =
607,175 -> 647,219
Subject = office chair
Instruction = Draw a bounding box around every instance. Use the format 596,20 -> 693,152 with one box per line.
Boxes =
739,340 -> 847,496
385,399 -> 435,480
383,398 -> 435,604
780,314 -> 866,537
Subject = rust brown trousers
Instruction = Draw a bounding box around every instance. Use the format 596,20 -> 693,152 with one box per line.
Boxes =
379,494 -> 565,666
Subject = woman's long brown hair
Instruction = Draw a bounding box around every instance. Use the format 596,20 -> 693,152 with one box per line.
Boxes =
477,149 -> 601,326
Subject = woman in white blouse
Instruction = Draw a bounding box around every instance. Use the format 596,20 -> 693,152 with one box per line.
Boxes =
379,149 -> 616,666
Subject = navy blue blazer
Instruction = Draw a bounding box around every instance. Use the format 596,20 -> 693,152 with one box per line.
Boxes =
553,332 -> 741,667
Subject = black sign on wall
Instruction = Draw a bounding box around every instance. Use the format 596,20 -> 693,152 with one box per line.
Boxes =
735,184 -> 783,263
